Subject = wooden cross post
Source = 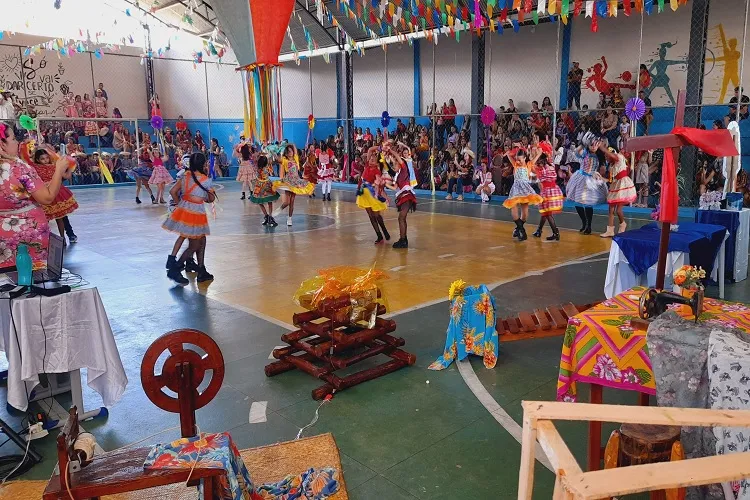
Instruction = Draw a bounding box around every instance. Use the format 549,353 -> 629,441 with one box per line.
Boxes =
623,90 -> 688,290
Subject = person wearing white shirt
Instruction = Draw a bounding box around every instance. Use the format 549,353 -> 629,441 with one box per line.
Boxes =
0,90 -> 16,120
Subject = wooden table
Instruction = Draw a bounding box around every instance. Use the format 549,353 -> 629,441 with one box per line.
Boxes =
556,286 -> 750,471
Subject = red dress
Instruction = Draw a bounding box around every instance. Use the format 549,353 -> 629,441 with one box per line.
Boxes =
33,163 -> 79,220
394,164 -> 417,209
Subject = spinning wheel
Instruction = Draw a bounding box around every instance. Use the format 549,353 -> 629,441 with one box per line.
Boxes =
141,329 -> 225,437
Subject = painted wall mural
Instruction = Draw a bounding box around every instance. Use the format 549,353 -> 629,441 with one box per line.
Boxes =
642,41 -> 687,106
0,53 -> 74,116
704,24 -> 743,104
584,56 -> 636,96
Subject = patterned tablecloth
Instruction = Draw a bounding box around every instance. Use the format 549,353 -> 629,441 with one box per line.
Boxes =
556,286 -> 750,402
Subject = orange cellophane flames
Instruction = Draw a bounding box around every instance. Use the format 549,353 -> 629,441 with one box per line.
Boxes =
294,267 -> 390,326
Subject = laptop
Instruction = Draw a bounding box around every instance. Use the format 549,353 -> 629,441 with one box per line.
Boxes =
5,233 -> 64,284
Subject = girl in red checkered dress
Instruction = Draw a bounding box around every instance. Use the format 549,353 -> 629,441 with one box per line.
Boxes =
531,142 -> 564,241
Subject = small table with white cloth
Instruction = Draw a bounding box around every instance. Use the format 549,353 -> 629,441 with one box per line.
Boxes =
0,286 -> 127,419
604,222 -> 727,299
694,208 -> 750,282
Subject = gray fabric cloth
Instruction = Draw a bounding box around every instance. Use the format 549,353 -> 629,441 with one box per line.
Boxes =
647,312 -> 721,499
708,329 -> 750,500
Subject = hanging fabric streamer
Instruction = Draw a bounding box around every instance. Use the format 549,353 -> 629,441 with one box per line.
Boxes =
212,0 -> 294,143
586,0 -> 594,17
538,0 -> 547,14
624,0 -> 631,15
561,0 -> 569,16
596,0 -> 607,17
98,157 -> 114,184
591,4 -> 598,31
574,0 -> 583,16
549,0 -> 557,15
657,0 -> 665,13
645,0 -> 653,14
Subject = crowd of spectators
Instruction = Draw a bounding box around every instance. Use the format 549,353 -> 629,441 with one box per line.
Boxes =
302,65 -> 745,208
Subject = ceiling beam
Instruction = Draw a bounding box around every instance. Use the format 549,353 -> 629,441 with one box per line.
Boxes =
295,0 -> 344,49
152,0 -> 183,13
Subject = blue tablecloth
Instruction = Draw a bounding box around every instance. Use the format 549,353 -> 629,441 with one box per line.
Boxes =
613,222 -> 726,276
694,210 -> 741,282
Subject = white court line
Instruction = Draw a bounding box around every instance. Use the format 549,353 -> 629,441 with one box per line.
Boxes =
219,302 -> 295,330
385,249 -> 611,469
456,360 -> 553,472
383,250 -> 610,318
438,253 -> 455,259
389,265 -> 407,272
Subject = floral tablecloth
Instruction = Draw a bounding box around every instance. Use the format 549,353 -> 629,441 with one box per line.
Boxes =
556,286 -> 750,402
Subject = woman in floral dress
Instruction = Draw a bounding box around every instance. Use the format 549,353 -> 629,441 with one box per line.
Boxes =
82,94 -> 98,145
94,89 -> 108,119
0,121 -> 68,269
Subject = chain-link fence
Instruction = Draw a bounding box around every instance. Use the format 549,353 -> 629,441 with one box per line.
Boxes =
2,2 -> 749,204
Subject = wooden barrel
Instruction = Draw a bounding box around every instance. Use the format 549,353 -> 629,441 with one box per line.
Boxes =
618,424 -> 681,467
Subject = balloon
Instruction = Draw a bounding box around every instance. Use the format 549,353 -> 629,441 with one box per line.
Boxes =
19,114 -> 37,131
381,111 -> 391,128
150,115 -> 164,130
480,105 -> 496,126
308,114 -> 315,130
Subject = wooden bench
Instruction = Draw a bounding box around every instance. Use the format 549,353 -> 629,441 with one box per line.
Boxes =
44,329 -> 226,500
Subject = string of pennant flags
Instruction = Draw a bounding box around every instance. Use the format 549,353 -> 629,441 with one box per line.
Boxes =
331,0 -> 690,38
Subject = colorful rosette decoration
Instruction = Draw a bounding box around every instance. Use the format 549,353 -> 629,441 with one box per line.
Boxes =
381,111 -> 391,128
480,105 -> 496,127
625,97 -> 646,122
19,114 -> 37,131
150,115 -> 164,130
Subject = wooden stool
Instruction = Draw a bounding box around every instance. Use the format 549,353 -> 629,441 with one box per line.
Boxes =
604,424 -> 685,500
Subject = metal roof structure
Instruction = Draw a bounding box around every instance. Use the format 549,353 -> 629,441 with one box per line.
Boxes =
126,0 -> 566,58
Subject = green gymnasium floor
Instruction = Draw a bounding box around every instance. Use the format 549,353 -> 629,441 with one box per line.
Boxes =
1,182 -> 747,499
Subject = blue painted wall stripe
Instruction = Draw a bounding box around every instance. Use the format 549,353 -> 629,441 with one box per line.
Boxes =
559,22 -> 572,109
413,39 -> 421,116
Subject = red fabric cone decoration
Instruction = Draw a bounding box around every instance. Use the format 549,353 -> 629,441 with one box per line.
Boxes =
659,127 -> 738,223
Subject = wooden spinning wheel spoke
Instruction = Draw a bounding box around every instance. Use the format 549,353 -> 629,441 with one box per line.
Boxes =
140,329 -> 225,437
167,343 -> 185,356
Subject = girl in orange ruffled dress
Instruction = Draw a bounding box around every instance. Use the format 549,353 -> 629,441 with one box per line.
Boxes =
163,152 -> 216,285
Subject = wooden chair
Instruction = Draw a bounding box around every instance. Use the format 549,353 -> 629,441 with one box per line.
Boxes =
518,401 -> 750,499
43,329 -> 226,500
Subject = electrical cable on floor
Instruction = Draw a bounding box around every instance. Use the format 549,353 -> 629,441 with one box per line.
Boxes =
295,392 -> 334,440
0,424 -> 31,485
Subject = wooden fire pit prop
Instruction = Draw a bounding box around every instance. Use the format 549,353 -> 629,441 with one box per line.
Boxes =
265,295 -> 416,400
